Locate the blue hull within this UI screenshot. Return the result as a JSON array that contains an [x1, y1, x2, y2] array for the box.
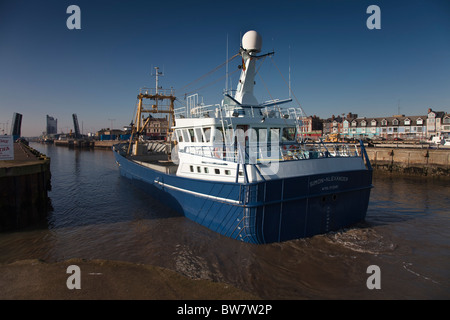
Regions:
[[113, 149, 372, 244]]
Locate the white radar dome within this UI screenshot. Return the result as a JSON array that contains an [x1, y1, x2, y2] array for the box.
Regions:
[[241, 30, 262, 53]]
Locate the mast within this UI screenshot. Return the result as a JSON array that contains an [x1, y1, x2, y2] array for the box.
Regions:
[[234, 31, 262, 106], [288, 45, 292, 99], [225, 34, 229, 93], [129, 67, 176, 157], [153, 66, 163, 94]]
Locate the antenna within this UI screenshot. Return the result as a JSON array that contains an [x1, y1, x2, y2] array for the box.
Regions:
[[225, 33, 229, 93], [152, 66, 164, 94], [288, 45, 292, 99]]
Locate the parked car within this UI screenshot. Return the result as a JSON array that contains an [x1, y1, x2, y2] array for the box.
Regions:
[[427, 136, 444, 145]]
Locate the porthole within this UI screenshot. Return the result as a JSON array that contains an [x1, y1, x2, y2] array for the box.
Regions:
[[215, 169, 220, 174]]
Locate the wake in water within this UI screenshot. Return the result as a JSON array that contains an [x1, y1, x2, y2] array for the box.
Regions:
[[402, 262, 441, 285], [322, 226, 397, 255]]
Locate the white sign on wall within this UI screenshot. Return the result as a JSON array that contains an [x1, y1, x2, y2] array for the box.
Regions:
[[0, 136, 14, 160]]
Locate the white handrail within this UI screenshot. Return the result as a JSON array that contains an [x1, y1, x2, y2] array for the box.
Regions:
[[179, 142, 360, 164]]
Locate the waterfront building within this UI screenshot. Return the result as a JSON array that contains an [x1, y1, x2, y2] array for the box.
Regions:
[[299, 115, 323, 139], [344, 115, 427, 140], [337, 108, 448, 140], [96, 128, 124, 140], [322, 115, 346, 136], [145, 117, 169, 140], [321, 118, 332, 136], [427, 108, 446, 138], [442, 114, 450, 137]]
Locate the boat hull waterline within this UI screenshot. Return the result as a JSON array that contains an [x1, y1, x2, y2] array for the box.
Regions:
[[113, 147, 372, 244]]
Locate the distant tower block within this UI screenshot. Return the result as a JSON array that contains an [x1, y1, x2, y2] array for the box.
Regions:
[[46, 115, 58, 134]]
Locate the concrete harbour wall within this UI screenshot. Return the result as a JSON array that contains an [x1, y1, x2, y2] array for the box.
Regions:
[[364, 147, 450, 176], [0, 143, 51, 231]]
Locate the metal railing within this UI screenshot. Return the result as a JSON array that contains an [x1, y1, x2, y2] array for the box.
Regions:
[[175, 94, 305, 121], [180, 142, 360, 164], [139, 87, 175, 96]]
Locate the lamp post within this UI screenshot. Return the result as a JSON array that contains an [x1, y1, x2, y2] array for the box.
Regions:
[[108, 119, 116, 140], [108, 118, 116, 130]]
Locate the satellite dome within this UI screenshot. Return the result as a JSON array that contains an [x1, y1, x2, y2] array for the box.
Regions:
[[241, 30, 262, 53]]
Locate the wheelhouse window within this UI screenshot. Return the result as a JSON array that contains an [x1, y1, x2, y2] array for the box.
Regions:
[[282, 127, 296, 142], [248, 127, 258, 143], [269, 128, 280, 142], [182, 129, 190, 142], [194, 128, 204, 142], [215, 127, 224, 143], [203, 127, 212, 142], [176, 129, 183, 142], [188, 128, 195, 142], [255, 128, 267, 143]]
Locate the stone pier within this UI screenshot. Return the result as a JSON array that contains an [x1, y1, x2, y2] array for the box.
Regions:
[[0, 142, 51, 231], [364, 147, 450, 176]]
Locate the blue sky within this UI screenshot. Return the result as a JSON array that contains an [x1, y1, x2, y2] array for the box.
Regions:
[[1, 0, 449, 137]]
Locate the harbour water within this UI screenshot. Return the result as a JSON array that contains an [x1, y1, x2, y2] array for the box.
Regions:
[[0, 143, 448, 299]]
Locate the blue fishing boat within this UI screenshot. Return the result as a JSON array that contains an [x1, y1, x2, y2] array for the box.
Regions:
[[113, 31, 373, 244]]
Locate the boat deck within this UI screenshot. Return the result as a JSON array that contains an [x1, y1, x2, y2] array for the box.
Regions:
[[127, 155, 178, 175]]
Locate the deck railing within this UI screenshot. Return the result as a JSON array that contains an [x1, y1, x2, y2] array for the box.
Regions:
[[174, 97, 305, 122], [180, 142, 360, 164], [139, 87, 175, 96]]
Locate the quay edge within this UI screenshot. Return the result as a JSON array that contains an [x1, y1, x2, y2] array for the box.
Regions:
[[0, 142, 51, 231], [52, 139, 116, 149], [363, 146, 450, 177]]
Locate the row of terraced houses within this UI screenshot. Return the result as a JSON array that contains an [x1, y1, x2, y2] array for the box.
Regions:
[[303, 108, 449, 140]]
